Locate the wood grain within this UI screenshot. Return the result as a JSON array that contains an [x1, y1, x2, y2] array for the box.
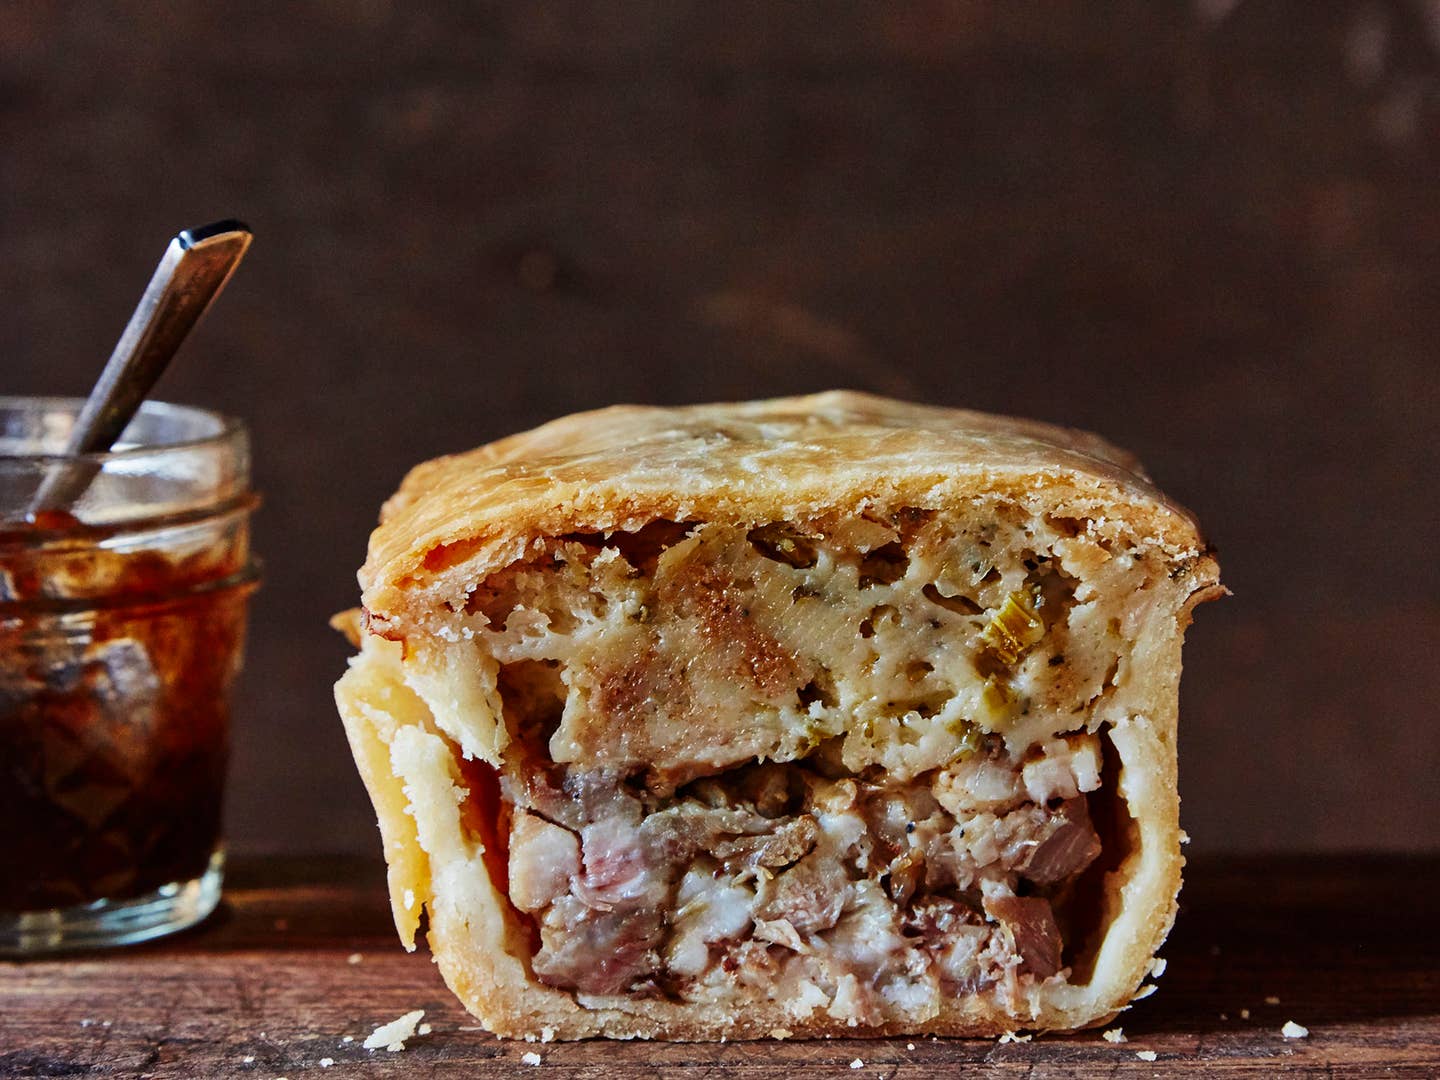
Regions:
[[1, 855, 1435, 1078]]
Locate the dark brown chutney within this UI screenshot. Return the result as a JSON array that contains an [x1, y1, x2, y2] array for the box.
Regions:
[[0, 506, 257, 912]]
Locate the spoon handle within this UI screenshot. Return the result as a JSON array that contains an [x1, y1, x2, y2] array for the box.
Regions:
[[29, 220, 252, 515], [65, 220, 252, 455]]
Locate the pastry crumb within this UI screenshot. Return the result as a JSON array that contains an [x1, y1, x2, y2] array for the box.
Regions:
[[1240, 1008, 1251, 1020], [1265, 995, 1281, 1005], [417, 1023, 432, 1036], [341, 1036, 354, 1044], [346, 952, 363, 965], [1102, 1028, 1127, 1043], [1136, 1050, 1158, 1061], [906, 1042, 916, 1050], [850, 1059, 864, 1069], [998, 1031, 1032, 1043], [319, 1059, 334, 1068], [1282, 1021, 1309, 1039], [540, 1026, 556, 1042], [769, 1028, 792, 1039], [1149, 957, 1168, 978], [242, 1056, 255, 1064], [363, 1009, 425, 1051], [522, 1051, 543, 1065]]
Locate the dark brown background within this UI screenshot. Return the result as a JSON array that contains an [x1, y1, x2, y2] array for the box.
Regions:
[[2, 2, 1436, 855]]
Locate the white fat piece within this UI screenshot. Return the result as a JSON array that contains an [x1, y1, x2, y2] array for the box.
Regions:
[[508, 813, 580, 913], [1023, 734, 1103, 804]]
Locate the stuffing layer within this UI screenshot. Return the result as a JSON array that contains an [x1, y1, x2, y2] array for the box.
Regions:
[[462, 506, 1165, 786]]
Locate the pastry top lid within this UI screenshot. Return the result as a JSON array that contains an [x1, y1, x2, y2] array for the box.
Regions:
[[359, 391, 1210, 632]]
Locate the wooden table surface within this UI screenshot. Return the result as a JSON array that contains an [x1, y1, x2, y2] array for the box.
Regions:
[[2, 855, 1435, 1078]]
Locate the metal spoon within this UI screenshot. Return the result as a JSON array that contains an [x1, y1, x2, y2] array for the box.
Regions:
[[27, 219, 253, 518]]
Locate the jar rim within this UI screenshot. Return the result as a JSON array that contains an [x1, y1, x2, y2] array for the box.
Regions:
[[1, 398, 252, 530], [0, 397, 246, 465]]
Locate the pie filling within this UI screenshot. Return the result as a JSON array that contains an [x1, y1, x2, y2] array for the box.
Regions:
[[443, 505, 1165, 1020]]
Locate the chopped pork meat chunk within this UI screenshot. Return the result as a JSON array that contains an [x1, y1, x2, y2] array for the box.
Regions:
[[984, 892, 1063, 979], [1020, 797, 1103, 884], [533, 896, 665, 994]]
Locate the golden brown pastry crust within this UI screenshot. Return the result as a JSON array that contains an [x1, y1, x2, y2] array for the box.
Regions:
[[336, 391, 1221, 1041], [359, 391, 1208, 639]]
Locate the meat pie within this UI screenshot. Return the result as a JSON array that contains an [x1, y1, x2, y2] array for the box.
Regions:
[[333, 391, 1222, 1040]]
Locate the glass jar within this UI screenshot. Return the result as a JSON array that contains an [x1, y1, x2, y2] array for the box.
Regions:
[[0, 397, 259, 953]]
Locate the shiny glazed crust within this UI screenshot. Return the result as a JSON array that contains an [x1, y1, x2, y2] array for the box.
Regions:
[[335, 391, 1221, 1040]]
